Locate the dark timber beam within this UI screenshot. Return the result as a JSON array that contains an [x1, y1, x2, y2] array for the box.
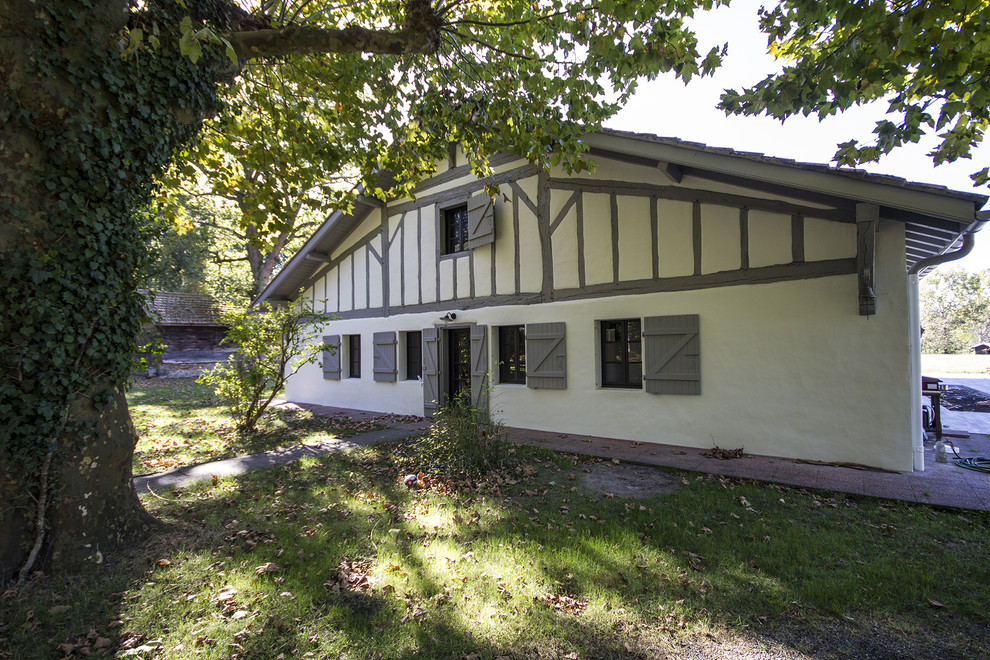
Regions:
[[657, 161, 683, 184], [857, 203, 879, 316]]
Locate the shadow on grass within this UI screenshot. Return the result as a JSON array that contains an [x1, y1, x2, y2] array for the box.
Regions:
[[3, 442, 989, 660]]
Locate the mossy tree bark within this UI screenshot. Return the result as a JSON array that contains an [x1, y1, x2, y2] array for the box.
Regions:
[[0, 0, 211, 583]]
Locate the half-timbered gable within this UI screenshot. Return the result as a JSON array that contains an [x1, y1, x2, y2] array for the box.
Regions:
[[258, 130, 987, 472]]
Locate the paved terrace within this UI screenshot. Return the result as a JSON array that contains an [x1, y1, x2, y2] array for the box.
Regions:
[[136, 398, 990, 513]]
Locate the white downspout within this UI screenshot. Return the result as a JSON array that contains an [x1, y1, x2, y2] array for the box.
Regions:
[[907, 274, 924, 471]]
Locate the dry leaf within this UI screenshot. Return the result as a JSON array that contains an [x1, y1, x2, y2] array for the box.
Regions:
[[254, 562, 279, 575]]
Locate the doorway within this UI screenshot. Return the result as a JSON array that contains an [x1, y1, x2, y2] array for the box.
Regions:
[[446, 327, 471, 403]]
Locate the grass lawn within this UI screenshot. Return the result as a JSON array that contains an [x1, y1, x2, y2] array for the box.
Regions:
[[2, 381, 989, 659], [921, 353, 990, 374], [128, 378, 383, 474]]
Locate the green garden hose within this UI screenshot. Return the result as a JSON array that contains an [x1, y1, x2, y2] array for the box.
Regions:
[[954, 457, 990, 474]]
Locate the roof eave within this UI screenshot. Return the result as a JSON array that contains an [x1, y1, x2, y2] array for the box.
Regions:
[[585, 132, 986, 223]]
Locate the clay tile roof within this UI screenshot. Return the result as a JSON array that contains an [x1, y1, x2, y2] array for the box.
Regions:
[[141, 291, 225, 326]]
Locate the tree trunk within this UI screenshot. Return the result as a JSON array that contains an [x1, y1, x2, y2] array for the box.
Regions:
[[0, 0, 211, 583], [1, 388, 159, 583]]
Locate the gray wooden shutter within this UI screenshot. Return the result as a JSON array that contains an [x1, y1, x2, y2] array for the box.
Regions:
[[643, 314, 700, 395], [373, 331, 397, 382], [466, 193, 495, 249], [422, 327, 440, 415], [470, 324, 489, 414], [322, 335, 341, 380], [525, 322, 566, 390]]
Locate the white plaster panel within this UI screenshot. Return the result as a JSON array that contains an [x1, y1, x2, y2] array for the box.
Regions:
[[553, 157, 679, 187], [398, 157, 528, 199], [338, 256, 353, 312], [456, 255, 471, 299], [747, 210, 792, 268], [515, 176, 539, 210], [805, 217, 856, 262], [582, 193, 613, 285], [420, 207, 438, 303], [332, 211, 381, 259], [701, 203, 741, 274], [473, 245, 493, 297], [680, 174, 837, 211], [549, 187, 574, 227], [494, 188, 516, 295], [388, 242, 402, 308], [325, 268, 338, 313], [439, 258, 454, 301], [617, 196, 653, 281], [312, 276, 325, 312], [403, 211, 420, 305], [517, 201, 542, 293], [551, 204, 579, 290], [288, 220, 912, 470], [353, 246, 368, 309], [369, 252, 383, 309], [657, 199, 694, 277]]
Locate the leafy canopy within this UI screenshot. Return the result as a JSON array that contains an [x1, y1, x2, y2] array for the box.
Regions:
[[719, 0, 990, 185], [159, 0, 730, 212]]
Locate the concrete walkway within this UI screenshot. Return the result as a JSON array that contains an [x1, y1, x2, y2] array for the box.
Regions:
[[135, 402, 429, 493], [507, 427, 990, 512], [134, 401, 990, 512]]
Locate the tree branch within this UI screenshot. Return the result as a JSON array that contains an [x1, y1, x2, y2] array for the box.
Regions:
[[227, 0, 443, 59]]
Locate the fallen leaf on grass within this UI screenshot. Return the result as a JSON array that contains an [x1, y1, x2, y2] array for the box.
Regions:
[[538, 592, 588, 614], [325, 559, 374, 592], [254, 562, 279, 575], [928, 599, 946, 608]]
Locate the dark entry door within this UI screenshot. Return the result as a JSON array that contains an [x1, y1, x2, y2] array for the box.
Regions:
[[446, 327, 471, 403]]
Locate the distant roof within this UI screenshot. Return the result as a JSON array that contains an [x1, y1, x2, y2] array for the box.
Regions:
[[256, 130, 988, 306], [141, 291, 225, 326]]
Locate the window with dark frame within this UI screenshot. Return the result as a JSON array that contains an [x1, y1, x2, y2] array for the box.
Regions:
[[498, 325, 526, 384], [405, 331, 422, 380], [347, 335, 361, 378], [443, 204, 469, 254], [600, 319, 642, 388]]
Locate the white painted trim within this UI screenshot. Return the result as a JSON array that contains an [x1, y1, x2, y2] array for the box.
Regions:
[[909, 274, 924, 471]]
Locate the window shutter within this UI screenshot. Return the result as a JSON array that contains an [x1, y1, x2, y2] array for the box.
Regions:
[[373, 331, 397, 382], [470, 325, 489, 413], [422, 327, 440, 415], [466, 193, 495, 249], [643, 315, 700, 395], [525, 322, 566, 390], [322, 335, 341, 380]]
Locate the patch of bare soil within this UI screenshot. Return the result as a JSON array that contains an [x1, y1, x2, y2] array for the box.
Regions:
[[580, 462, 681, 499]]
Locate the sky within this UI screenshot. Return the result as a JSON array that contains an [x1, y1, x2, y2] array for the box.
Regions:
[[604, 0, 990, 273]]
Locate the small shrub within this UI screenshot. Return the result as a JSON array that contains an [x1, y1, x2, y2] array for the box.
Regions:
[[199, 296, 334, 431], [416, 396, 505, 478]]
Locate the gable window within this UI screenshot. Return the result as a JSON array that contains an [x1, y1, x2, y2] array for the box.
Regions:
[[600, 319, 642, 388], [443, 204, 469, 254], [498, 325, 526, 384], [347, 334, 361, 378], [405, 331, 422, 380]]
